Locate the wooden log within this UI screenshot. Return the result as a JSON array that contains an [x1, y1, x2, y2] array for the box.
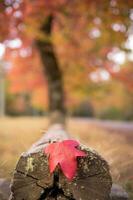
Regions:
[[0, 178, 10, 200], [9, 124, 112, 200]]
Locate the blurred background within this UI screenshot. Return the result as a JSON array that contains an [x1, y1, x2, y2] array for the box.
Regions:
[[0, 0, 133, 198]]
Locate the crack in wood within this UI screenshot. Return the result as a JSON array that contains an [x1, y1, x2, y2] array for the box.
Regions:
[[76, 171, 102, 180], [16, 169, 75, 199], [15, 170, 44, 190], [17, 170, 39, 180], [39, 172, 75, 200]]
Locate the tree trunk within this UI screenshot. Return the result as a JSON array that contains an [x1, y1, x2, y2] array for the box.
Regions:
[[36, 15, 66, 124]]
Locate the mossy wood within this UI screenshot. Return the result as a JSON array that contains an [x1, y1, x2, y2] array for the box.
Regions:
[[9, 125, 112, 200]]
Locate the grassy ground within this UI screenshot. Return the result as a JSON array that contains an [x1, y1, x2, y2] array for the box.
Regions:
[[0, 117, 133, 198]]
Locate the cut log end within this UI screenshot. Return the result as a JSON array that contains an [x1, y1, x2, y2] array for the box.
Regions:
[[9, 125, 112, 200], [10, 147, 112, 199]]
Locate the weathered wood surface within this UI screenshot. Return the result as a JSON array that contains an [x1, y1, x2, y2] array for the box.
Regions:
[[9, 124, 112, 200], [0, 179, 10, 200], [0, 180, 129, 200]]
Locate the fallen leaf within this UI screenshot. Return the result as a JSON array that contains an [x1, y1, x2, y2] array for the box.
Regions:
[[44, 140, 86, 180]]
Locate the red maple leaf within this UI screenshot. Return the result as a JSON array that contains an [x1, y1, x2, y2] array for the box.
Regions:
[[44, 140, 86, 180]]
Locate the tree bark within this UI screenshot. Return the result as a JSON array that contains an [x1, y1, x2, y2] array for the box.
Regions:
[[36, 15, 66, 124], [9, 124, 112, 200]]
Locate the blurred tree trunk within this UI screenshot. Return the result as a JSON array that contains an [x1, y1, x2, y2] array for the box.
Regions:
[[36, 15, 66, 124]]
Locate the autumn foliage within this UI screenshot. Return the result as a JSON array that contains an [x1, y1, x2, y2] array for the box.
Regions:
[[0, 0, 133, 116]]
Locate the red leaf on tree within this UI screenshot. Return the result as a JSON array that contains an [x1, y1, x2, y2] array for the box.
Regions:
[[44, 140, 86, 180]]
